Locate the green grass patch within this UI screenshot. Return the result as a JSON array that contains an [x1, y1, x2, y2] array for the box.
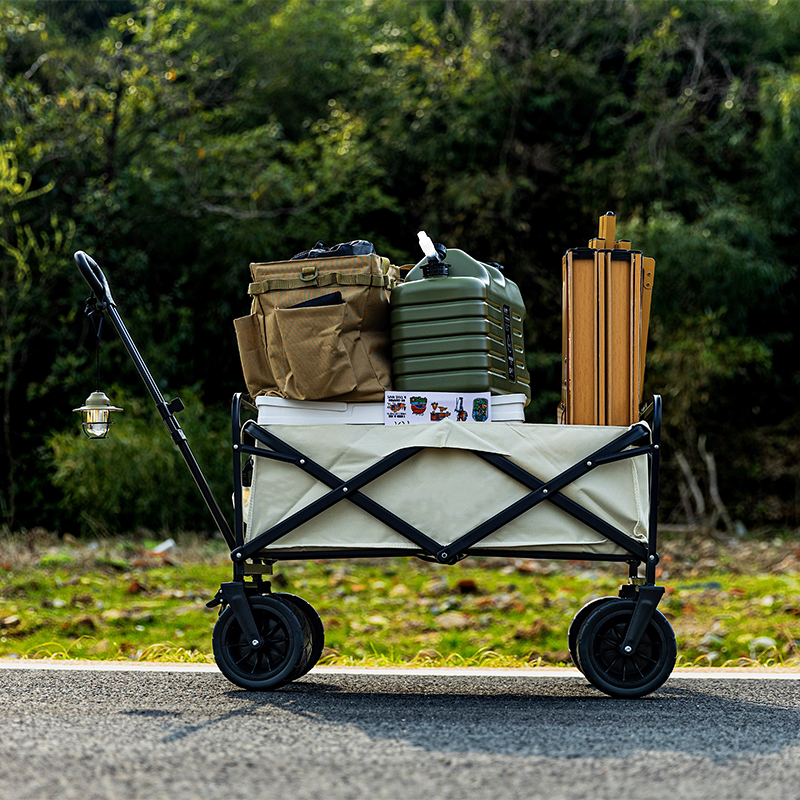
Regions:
[[1, 533, 799, 668]]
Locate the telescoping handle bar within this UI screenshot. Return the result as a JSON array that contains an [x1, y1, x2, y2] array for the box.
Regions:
[[75, 250, 116, 307], [74, 250, 235, 549]]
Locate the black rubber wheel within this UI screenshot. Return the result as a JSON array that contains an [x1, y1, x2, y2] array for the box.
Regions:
[[567, 596, 617, 672], [272, 593, 325, 680], [576, 598, 676, 698], [213, 595, 303, 691]]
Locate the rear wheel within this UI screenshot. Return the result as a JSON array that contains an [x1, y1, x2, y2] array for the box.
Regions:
[[576, 599, 676, 698], [567, 596, 617, 672], [273, 593, 325, 679], [213, 595, 303, 691]]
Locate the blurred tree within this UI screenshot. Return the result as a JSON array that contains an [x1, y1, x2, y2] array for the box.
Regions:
[[0, 144, 75, 525], [0, 0, 795, 532], [48, 386, 228, 535]]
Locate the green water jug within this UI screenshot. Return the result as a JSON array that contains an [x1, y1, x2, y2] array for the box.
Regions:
[[390, 236, 531, 403]]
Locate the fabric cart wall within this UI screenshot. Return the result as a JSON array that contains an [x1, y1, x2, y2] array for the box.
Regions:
[[244, 420, 649, 556]]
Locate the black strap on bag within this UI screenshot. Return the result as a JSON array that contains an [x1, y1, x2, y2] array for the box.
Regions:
[[290, 239, 376, 260]]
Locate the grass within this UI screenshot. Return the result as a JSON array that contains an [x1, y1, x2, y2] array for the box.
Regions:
[[1, 529, 800, 668]]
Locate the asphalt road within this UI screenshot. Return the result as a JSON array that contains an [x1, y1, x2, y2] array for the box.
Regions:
[[1, 663, 799, 800]]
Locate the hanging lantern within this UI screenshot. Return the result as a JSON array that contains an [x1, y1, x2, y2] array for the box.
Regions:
[[73, 390, 123, 439]]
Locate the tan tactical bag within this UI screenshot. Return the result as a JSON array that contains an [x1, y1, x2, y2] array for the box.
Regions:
[[234, 253, 400, 401]]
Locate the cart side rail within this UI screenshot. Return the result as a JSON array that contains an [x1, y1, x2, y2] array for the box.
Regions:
[[233, 412, 659, 566]]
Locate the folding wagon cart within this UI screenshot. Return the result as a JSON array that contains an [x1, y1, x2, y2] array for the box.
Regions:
[[74, 250, 676, 699]]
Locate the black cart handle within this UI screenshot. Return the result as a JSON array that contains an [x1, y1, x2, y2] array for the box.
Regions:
[[74, 250, 115, 307]]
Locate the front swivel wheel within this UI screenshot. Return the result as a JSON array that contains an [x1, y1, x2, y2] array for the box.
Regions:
[[576, 598, 676, 698], [213, 595, 303, 691]]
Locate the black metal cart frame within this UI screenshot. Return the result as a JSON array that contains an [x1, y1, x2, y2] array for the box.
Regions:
[[227, 391, 665, 658], [75, 250, 676, 698], [230, 393, 661, 572]]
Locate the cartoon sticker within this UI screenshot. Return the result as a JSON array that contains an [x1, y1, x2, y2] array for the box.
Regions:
[[472, 397, 488, 422], [384, 392, 491, 425], [410, 396, 427, 415]]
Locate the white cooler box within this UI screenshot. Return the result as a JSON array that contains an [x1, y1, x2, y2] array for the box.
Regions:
[[256, 393, 526, 425]]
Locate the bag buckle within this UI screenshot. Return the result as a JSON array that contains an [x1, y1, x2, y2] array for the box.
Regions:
[[300, 266, 319, 282]]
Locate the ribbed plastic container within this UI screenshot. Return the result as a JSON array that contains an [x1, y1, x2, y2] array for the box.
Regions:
[[390, 249, 531, 402]]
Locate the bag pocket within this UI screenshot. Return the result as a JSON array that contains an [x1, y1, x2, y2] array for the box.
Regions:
[[271, 302, 357, 400], [233, 314, 273, 397]]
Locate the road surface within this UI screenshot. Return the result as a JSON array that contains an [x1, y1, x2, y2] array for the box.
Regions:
[[1, 662, 799, 800]]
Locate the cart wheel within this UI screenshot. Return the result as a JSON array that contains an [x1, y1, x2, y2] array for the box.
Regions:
[[576, 599, 676, 699], [213, 595, 303, 691], [567, 596, 617, 672], [273, 593, 325, 679]]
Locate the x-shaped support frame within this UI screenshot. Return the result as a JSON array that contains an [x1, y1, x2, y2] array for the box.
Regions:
[[232, 421, 652, 565]]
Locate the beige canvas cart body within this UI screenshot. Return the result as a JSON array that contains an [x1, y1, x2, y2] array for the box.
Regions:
[[242, 418, 651, 560]]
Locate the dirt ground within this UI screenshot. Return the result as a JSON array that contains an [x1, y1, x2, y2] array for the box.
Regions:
[[654, 528, 800, 579], [2, 527, 799, 579]]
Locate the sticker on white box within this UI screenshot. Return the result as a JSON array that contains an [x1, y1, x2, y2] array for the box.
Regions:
[[384, 392, 491, 425]]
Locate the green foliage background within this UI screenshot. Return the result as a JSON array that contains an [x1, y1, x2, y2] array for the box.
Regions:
[[0, 0, 798, 535]]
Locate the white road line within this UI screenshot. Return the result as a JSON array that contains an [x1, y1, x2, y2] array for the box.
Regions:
[[1, 659, 799, 679], [0, 659, 218, 673]]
